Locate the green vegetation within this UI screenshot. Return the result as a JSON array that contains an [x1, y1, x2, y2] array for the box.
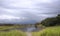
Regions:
[[0, 14, 60, 36], [0, 26, 26, 36], [0, 26, 21, 31], [0, 26, 14, 30], [0, 30, 26, 36], [32, 26, 60, 36], [40, 14, 60, 26], [0, 25, 27, 31], [33, 14, 60, 36], [0, 25, 27, 36]]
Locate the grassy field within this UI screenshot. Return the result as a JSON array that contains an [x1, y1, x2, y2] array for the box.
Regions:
[[32, 26, 60, 36], [0, 30, 26, 36], [0, 25, 60, 36], [0, 26, 26, 36], [0, 25, 24, 30]]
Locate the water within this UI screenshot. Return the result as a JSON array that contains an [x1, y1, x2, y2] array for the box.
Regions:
[[26, 27, 36, 32], [0, 26, 40, 32]]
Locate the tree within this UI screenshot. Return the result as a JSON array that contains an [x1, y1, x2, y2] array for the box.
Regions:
[[41, 14, 60, 26]]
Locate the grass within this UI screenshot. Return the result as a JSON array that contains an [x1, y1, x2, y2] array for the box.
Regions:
[[0, 26, 26, 36], [32, 26, 60, 36], [0, 30, 26, 36], [0, 26, 24, 30], [0, 26, 14, 30], [1, 25, 60, 36]]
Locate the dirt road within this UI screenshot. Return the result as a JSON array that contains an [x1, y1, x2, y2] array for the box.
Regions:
[[26, 32, 32, 36]]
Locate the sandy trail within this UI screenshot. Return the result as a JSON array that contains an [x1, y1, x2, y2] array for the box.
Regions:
[[26, 32, 32, 36]]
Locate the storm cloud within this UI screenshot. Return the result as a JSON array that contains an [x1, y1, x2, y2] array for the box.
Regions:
[[0, 0, 60, 24]]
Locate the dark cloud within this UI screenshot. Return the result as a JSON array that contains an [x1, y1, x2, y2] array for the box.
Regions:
[[0, 0, 60, 24]]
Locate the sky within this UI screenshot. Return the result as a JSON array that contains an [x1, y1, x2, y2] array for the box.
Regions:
[[0, 0, 60, 24]]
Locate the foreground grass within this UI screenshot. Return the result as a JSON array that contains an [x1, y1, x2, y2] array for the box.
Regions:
[[0, 26, 26, 36], [0, 30, 26, 36], [32, 26, 60, 36]]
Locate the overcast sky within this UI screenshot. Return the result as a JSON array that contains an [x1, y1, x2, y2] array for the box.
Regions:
[[0, 0, 60, 24]]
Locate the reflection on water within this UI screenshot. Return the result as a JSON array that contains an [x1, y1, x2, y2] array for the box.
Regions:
[[16, 26, 40, 32], [26, 27, 36, 32]]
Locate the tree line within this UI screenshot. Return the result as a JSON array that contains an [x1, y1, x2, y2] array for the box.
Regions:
[[40, 14, 60, 26]]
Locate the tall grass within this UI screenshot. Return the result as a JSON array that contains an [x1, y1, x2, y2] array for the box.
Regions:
[[0, 30, 26, 36], [32, 26, 60, 36]]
